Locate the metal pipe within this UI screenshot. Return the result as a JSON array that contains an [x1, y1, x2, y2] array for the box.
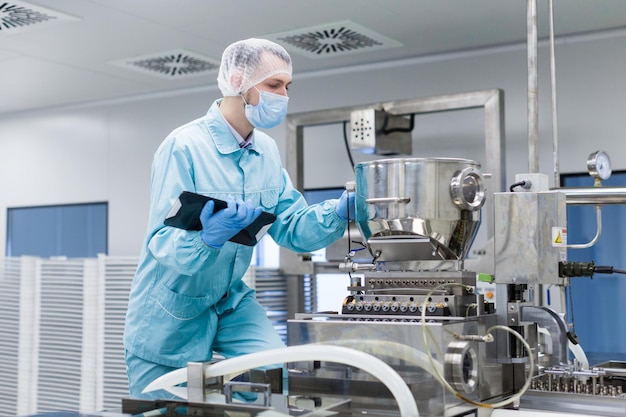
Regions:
[[549, 0, 561, 188], [567, 206, 602, 249], [527, 0, 539, 173], [592, 367, 626, 377], [558, 187, 626, 205]]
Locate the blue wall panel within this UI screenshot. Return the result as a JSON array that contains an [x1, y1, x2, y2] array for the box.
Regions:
[[563, 173, 626, 364]]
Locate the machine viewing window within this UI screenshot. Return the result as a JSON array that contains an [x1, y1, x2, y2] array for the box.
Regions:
[[6, 202, 108, 258], [303, 187, 345, 205]]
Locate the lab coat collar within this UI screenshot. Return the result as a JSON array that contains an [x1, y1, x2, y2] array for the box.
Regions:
[[205, 100, 262, 155]]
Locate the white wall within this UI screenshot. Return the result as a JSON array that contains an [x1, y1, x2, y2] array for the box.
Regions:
[[1, 32, 625, 256]]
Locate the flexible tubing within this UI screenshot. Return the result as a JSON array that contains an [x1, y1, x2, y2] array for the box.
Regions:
[[330, 339, 443, 378], [155, 340, 443, 404], [131, 407, 167, 417], [569, 341, 589, 370], [144, 344, 420, 417]]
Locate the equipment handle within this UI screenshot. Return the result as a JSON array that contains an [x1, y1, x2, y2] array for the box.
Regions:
[[365, 197, 411, 204]]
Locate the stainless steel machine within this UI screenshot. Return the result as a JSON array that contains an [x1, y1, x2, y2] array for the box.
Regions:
[[275, 86, 509, 416], [287, 156, 503, 417], [285, 156, 626, 417]]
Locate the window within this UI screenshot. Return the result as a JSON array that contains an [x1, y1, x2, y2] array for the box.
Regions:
[[6, 202, 107, 257]]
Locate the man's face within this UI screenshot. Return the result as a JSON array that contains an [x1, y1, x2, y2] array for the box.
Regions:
[[244, 73, 292, 105]]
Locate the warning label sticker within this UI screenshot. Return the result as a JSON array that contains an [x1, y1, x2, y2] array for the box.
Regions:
[[552, 227, 567, 247]]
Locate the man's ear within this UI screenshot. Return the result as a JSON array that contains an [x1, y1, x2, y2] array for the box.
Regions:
[[230, 72, 243, 93]]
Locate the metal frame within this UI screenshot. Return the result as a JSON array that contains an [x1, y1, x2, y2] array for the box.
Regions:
[[281, 89, 506, 318]]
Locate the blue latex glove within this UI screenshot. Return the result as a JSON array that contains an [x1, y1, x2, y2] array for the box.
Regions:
[[199, 198, 263, 248], [335, 191, 356, 221]]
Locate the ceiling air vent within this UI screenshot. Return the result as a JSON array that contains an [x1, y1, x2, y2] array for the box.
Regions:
[[0, 1, 79, 34], [113, 49, 220, 79], [266, 20, 402, 59]]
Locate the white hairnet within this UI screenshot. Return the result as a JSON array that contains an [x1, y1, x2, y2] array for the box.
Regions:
[[217, 38, 293, 97]]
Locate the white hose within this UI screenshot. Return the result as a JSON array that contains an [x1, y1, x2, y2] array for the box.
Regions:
[[143, 344, 420, 417], [569, 341, 589, 370], [538, 326, 589, 369], [330, 339, 443, 378]]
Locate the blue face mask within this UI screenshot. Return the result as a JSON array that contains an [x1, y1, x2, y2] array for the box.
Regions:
[[243, 88, 289, 129]]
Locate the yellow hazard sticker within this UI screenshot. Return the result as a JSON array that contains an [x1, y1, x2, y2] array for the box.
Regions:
[[552, 227, 567, 247]]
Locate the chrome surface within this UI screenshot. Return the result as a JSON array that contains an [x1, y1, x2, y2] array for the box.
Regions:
[[281, 92, 506, 415], [587, 150, 612, 181], [187, 361, 208, 403], [343, 270, 482, 318], [366, 237, 459, 263], [279, 84, 626, 416], [527, 0, 539, 173], [560, 186, 626, 205], [522, 390, 626, 417], [287, 314, 498, 416], [494, 190, 567, 286], [520, 306, 569, 367], [284, 89, 505, 249], [355, 157, 484, 264], [444, 341, 479, 394], [122, 395, 353, 416], [450, 166, 486, 211]]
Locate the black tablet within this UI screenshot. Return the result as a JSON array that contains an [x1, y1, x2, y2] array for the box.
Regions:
[[164, 191, 276, 246]]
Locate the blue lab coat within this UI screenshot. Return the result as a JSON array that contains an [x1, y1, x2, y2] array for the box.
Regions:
[[123, 100, 347, 369]]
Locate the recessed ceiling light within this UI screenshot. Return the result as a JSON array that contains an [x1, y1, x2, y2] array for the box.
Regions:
[[0, 1, 79, 35], [112, 49, 220, 80], [266, 20, 402, 59]]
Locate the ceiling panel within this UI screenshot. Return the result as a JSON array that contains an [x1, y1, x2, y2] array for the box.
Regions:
[[1, 0, 626, 115]]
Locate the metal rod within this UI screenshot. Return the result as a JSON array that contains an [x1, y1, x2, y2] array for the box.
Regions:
[[567, 206, 602, 249], [559, 187, 626, 205], [549, 0, 561, 188], [527, 0, 539, 173]]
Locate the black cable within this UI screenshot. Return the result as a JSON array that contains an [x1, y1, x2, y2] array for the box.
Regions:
[[341, 120, 357, 278], [594, 265, 614, 274], [509, 181, 527, 192], [594, 265, 626, 275], [342, 121, 355, 171], [347, 220, 352, 280], [351, 240, 367, 250], [567, 284, 576, 336], [560, 261, 626, 278]]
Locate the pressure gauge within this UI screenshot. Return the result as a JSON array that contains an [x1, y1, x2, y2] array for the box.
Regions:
[[587, 150, 612, 181]]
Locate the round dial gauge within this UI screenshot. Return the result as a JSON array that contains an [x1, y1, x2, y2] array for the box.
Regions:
[[587, 150, 612, 180]]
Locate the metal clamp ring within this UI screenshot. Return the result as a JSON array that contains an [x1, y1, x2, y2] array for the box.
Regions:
[[450, 167, 486, 211], [444, 340, 479, 394]]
